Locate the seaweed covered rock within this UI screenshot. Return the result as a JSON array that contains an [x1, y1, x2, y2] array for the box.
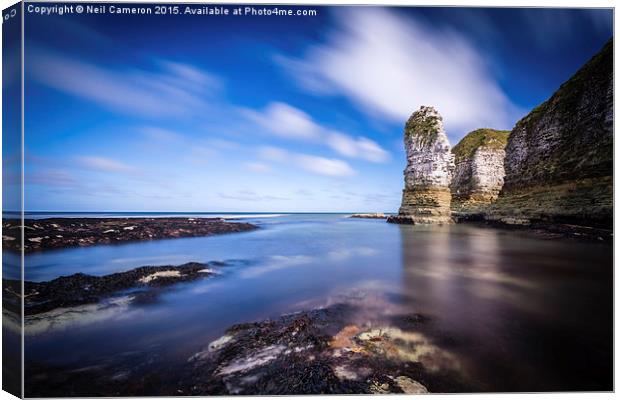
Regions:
[[14, 261, 225, 315], [489, 39, 613, 227], [186, 304, 468, 395], [388, 106, 455, 224], [450, 129, 509, 215], [2, 217, 258, 253]]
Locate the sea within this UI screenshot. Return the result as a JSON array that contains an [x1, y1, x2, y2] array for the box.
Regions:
[[5, 212, 612, 393]]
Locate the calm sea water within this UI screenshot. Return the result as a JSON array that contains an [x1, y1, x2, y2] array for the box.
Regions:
[[20, 213, 612, 393]]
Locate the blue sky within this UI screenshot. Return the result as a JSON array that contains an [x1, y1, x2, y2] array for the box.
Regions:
[[21, 5, 612, 212]]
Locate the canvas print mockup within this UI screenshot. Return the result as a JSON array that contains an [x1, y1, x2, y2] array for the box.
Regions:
[[1, 2, 614, 397]]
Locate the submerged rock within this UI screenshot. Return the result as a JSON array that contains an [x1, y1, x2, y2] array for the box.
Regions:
[[450, 129, 509, 215], [489, 39, 613, 228], [388, 106, 455, 224], [10, 261, 224, 315]]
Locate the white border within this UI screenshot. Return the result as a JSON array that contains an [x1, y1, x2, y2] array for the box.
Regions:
[[0, 1, 615, 400]]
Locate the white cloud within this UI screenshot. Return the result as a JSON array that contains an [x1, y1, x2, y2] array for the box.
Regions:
[[296, 154, 356, 177], [276, 8, 521, 136], [28, 49, 220, 118], [77, 156, 138, 174], [27, 170, 79, 187], [157, 60, 221, 91], [242, 102, 322, 140], [246, 102, 389, 163], [258, 146, 355, 177], [325, 131, 389, 162]]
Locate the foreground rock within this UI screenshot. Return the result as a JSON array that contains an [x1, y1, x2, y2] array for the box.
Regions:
[[2, 217, 258, 253], [25, 301, 470, 396], [187, 304, 467, 395], [388, 106, 454, 225], [450, 129, 509, 216], [5, 262, 225, 315], [489, 39, 613, 228]]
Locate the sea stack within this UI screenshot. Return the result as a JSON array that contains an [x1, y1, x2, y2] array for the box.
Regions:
[[388, 106, 455, 224], [489, 39, 613, 227], [450, 129, 509, 217]]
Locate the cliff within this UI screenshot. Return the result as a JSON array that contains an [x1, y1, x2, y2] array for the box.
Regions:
[[450, 129, 510, 214], [489, 39, 613, 227], [388, 106, 455, 224]]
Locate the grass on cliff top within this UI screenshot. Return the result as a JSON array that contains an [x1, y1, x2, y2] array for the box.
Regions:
[[404, 111, 442, 146], [515, 38, 612, 131], [452, 128, 510, 162]]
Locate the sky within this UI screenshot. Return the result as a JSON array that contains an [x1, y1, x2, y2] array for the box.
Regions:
[[19, 5, 613, 212]]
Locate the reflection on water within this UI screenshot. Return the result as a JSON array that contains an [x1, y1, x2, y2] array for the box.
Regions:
[[398, 224, 612, 391], [23, 215, 612, 394]]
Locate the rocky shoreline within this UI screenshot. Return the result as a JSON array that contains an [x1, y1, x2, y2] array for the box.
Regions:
[[349, 213, 388, 219], [451, 216, 613, 243], [5, 261, 233, 316], [2, 217, 258, 253]]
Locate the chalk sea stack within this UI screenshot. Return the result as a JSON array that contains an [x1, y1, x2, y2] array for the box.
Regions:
[[388, 106, 455, 224], [450, 129, 509, 216], [489, 39, 613, 227]]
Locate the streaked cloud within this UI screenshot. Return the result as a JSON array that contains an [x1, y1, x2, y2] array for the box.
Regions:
[[295, 154, 356, 177], [242, 102, 322, 140], [28, 48, 220, 118], [245, 102, 389, 163], [325, 131, 389, 162], [276, 8, 522, 135], [77, 156, 138, 174], [26, 170, 80, 187], [157, 60, 222, 91], [259, 146, 355, 177]]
